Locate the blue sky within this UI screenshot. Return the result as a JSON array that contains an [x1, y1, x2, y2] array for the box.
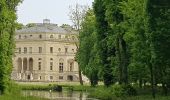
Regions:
[[17, 0, 94, 25]]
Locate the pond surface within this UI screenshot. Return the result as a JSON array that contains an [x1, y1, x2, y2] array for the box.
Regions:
[[22, 90, 98, 100]]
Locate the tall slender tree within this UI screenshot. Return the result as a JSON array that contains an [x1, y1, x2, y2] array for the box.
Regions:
[[93, 0, 114, 86], [0, 0, 21, 94]]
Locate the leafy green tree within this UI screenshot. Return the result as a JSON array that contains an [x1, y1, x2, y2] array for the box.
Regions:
[[0, 0, 22, 94], [77, 9, 99, 86], [120, 0, 150, 88], [93, 0, 114, 86], [146, 0, 170, 96], [103, 0, 129, 85]]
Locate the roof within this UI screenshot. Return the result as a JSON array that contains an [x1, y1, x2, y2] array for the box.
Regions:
[[16, 23, 76, 34]]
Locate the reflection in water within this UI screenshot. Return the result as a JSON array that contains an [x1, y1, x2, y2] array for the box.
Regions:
[[22, 90, 98, 100]]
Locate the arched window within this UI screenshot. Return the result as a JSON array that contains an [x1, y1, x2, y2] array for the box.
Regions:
[[58, 48, 61, 52], [39, 34, 42, 39], [59, 58, 64, 73], [17, 58, 22, 72], [29, 58, 33, 71], [50, 62, 53, 70], [59, 63, 63, 73], [23, 58, 27, 71]]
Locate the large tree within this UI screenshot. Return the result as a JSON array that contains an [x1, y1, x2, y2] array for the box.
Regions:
[[93, 0, 114, 86], [78, 9, 99, 86], [0, 0, 21, 94], [69, 3, 88, 85]]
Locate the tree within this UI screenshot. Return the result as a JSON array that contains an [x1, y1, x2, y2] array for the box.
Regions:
[[146, 0, 170, 96], [93, 0, 115, 86], [103, 0, 129, 85], [0, 0, 21, 94], [69, 3, 88, 85], [77, 9, 99, 86]]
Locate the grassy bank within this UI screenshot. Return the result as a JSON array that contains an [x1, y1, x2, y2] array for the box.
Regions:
[[17, 82, 170, 100], [0, 82, 49, 100]]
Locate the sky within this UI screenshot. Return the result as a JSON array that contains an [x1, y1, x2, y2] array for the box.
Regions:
[[17, 0, 94, 25]]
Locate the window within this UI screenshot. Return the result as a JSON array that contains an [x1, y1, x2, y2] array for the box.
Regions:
[[58, 35, 61, 39], [30, 35, 32, 37], [50, 76, 53, 80], [72, 36, 75, 40], [18, 48, 21, 54], [59, 63, 63, 73], [50, 62, 53, 70], [29, 47, 32, 54], [65, 48, 68, 53], [24, 35, 27, 39], [59, 76, 63, 80], [58, 48, 61, 52], [50, 35, 53, 38], [72, 49, 74, 52], [38, 62, 41, 70], [19, 35, 21, 39], [39, 35, 42, 39], [24, 47, 27, 54], [70, 62, 74, 71], [50, 58, 53, 60], [50, 47, 53, 53], [39, 47, 42, 53], [39, 76, 41, 80], [38, 58, 42, 60]]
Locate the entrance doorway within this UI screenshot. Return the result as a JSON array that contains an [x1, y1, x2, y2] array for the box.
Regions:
[[67, 75, 73, 81]]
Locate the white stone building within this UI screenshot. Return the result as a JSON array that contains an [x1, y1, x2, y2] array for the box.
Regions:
[[11, 19, 81, 82]]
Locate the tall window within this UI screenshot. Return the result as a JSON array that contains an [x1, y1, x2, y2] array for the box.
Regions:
[[18, 48, 21, 54], [50, 62, 53, 70], [70, 62, 74, 71], [24, 47, 27, 54], [59, 63, 63, 73], [19, 35, 21, 39], [39, 47, 42, 53], [38, 62, 41, 70], [50, 35, 53, 38], [58, 48, 61, 52], [29, 47, 32, 54], [65, 48, 68, 53], [39, 34, 42, 39], [50, 47, 53, 53], [58, 35, 61, 39]]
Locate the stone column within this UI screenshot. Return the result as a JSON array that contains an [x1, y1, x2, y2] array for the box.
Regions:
[[21, 59, 23, 73]]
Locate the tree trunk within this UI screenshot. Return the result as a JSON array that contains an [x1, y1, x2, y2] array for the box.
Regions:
[[162, 83, 168, 96], [116, 37, 122, 84], [78, 65, 83, 85], [120, 37, 128, 85], [139, 79, 143, 88], [150, 62, 156, 98]]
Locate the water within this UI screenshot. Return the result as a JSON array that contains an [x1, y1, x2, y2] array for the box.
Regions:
[[22, 90, 98, 100]]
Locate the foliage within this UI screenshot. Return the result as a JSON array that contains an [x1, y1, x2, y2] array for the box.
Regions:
[[0, 0, 22, 94]]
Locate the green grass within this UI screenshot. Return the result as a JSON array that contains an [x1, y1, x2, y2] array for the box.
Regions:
[[16, 82, 170, 100], [0, 82, 49, 100]]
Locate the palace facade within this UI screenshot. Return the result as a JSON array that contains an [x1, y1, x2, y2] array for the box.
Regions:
[[11, 19, 83, 82]]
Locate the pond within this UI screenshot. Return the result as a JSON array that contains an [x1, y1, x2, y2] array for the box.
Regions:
[[22, 90, 98, 100]]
